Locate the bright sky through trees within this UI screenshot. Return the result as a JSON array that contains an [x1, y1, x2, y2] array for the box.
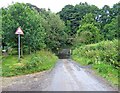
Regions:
[[0, 0, 119, 13]]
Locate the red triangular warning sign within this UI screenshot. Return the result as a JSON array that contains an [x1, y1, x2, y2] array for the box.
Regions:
[[15, 27, 24, 35]]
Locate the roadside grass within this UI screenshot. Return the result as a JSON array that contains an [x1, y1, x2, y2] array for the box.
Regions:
[[2, 50, 58, 77], [93, 62, 118, 86], [72, 39, 119, 86], [73, 56, 118, 86]]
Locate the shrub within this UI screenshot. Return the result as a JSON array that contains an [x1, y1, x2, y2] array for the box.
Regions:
[[72, 39, 119, 68], [72, 39, 119, 85]]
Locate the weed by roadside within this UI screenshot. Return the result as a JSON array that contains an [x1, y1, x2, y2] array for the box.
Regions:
[[2, 50, 58, 77], [72, 39, 119, 86]]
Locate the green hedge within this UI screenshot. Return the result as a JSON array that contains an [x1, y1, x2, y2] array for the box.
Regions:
[[72, 39, 119, 85], [72, 39, 119, 68]]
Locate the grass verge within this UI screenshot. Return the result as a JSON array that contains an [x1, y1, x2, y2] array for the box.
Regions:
[[73, 56, 118, 86], [2, 50, 58, 77], [72, 39, 119, 86]]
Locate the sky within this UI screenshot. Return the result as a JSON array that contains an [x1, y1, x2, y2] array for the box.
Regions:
[[0, 0, 119, 13]]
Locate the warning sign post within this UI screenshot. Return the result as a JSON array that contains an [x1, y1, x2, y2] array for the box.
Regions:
[[15, 27, 24, 61]]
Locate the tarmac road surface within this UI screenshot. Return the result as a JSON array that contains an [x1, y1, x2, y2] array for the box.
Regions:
[[2, 59, 118, 91], [44, 59, 117, 91]]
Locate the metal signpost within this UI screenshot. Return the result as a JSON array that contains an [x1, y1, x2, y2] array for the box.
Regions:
[[15, 27, 24, 61]]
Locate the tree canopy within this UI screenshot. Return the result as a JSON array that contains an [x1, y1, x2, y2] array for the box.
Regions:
[[1, 2, 119, 54], [76, 13, 101, 44], [58, 2, 119, 45], [1, 3, 68, 54]]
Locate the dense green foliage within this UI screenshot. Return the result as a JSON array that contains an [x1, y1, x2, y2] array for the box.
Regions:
[[72, 40, 119, 85], [104, 17, 118, 40], [58, 2, 119, 43], [73, 39, 119, 67], [76, 13, 101, 45], [1, 3, 67, 54], [2, 3, 46, 54], [2, 50, 58, 77], [40, 11, 67, 51], [1, 2, 119, 52], [58, 3, 99, 36]]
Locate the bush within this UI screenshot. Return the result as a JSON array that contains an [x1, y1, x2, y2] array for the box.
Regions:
[[72, 39, 119, 68], [72, 39, 119, 85]]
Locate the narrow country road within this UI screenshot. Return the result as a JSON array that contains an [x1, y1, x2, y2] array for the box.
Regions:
[[2, 59, 118, 91], [44, 59, 117, 91]]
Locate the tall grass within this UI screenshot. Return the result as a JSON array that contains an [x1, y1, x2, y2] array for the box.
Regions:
[[72, 39, 119, 86], [2, 50, 58, 77]]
